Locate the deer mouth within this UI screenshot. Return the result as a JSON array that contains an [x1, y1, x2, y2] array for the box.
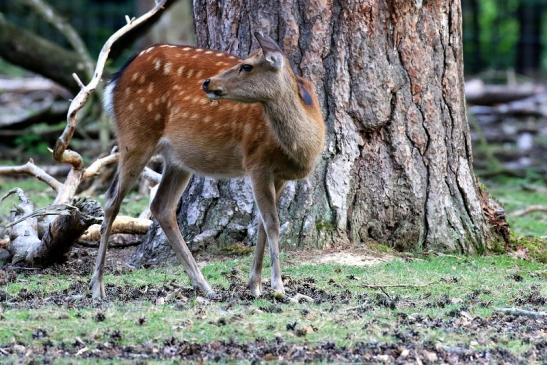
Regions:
[[206, 90, 224, 100]]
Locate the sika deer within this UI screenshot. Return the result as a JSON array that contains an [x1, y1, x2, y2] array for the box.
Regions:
[[93, 32, 325, 299]]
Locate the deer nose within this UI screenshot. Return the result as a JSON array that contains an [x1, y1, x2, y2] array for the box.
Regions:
[[202, 79, 210, 91]]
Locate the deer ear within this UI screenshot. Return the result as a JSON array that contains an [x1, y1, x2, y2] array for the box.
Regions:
[[254, 31, 284, 70], [297, 78, 314, 106]]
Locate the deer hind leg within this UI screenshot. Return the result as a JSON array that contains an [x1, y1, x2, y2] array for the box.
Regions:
[[150, 165, 214, 297], [90, 149, 152, 299], [250, 173, 285, 298], [248, 179, 286, 297]]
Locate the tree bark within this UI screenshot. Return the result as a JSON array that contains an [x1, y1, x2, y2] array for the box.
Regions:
[[133, 0, 493, 264]]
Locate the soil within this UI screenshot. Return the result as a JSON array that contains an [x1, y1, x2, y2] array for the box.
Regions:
[[0, 247, 545, 364]]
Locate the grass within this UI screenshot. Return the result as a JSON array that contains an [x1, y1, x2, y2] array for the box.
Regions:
[[483, 176, 547, 237], [0, 255, 545, 363]]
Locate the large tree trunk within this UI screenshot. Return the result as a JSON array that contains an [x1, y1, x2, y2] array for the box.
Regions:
[[133, 0, 492, 265]]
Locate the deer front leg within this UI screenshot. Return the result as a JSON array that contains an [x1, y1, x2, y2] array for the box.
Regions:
[[248, 180, 286, 297], [250, 173, 284, 298]]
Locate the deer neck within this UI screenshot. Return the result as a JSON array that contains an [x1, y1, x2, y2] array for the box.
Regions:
[[262, 78, 323, 170]]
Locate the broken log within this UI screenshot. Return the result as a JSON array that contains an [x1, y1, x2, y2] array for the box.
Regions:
[[80, 216, 152, 241], [27, 197, 102, 266]]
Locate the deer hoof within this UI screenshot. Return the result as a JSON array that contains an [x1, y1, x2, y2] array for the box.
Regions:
[[248, 277, 262, 297], [89, 276, 106, 300]]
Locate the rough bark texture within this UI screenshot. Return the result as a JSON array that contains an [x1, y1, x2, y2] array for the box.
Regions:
[[133, 0, 491, 265]]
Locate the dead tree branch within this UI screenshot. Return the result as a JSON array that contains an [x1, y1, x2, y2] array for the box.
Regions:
[[495, 307, 547, 318], [83, 153, 119, 179], [80, 216, 152, 241], [53, 0, 169, 163], [0, 159, 63, 192], [512, 205, 547, 217]]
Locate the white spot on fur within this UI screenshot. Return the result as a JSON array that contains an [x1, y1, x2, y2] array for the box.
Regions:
[[139, 74, 146, 84], [131, 73, 139, 81], [177, 66, 185, 76], [182, 47, 191, 51], [205, 50, 213, 54], [164, 62, 172, 75], [147, 83, 154, 93], [155, 113, 161, 121], [187, 69, 194, 78], [195, 70, 203, 79], [216, 53, 224, 57], [147, 104, 153, 112], [154, 58, 161, 70]]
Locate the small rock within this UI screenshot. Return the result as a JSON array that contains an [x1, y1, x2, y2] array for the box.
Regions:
[[422, 350, 437, 362], [13, 344, 25, 354], [155, 297, 165, 305], [399, 348, 410, 358]]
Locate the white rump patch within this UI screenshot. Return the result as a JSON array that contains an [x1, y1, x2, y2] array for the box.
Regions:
[[103, 81, 116, 116]]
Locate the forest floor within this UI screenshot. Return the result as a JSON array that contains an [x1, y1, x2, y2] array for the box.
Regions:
[[0, 176, 546, 364]]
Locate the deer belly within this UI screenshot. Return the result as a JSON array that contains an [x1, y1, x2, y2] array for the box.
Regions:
[[159, 137, 244, 177]]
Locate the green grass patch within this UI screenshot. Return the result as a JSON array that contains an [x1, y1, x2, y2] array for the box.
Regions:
[[1, 255, 544, 361]]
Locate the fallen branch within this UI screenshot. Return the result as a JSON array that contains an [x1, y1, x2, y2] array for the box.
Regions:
[[362, 281, 438, 289], [28, 198, 102, 266], [512, 205, 547, 217], [78, 234, 143, 248], [495, 307, 547, 319], [290, 293, 314, 304], [83, 153, 119, 179], [0, 159, 63, 192], [80, 216, 152, 241]]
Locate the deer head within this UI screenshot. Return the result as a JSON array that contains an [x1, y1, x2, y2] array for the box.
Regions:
[[202, 32, 290, 103]]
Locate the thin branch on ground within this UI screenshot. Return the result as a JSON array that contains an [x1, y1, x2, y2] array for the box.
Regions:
[[495, 307, 546, 318], [362, 281, 438, 289], [511, 205, 547, 217]]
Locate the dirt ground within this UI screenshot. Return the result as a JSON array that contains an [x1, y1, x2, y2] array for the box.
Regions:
[[0, 246, 546, 364]]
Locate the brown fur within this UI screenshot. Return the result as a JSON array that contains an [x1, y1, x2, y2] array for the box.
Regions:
[[90, 41, 326, 300]]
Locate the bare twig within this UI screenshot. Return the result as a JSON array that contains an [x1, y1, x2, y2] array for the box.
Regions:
[[0, 159, 63, 192], [495, 307, 546, 318], [53, 0, 168, 163], [512, 205, 547, 217], [143, 167, 162, 185], [83, 153, 119, 179], [362, 281, 438, 289]]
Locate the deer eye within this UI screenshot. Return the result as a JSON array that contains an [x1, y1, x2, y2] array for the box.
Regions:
[[239, 64, 253, 73]]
